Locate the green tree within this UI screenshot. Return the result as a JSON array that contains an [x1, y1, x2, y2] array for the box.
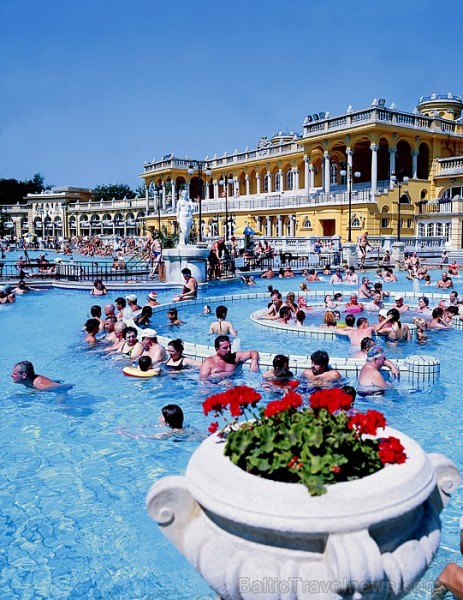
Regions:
[[0, 172, 50, 204], [92, 184, 135, 201]]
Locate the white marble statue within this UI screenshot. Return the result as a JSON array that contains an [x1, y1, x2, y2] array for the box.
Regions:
[[177, 190, 196, 246]]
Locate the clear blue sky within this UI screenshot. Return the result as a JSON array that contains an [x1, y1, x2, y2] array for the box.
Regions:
[[1, 0, 461, 191]]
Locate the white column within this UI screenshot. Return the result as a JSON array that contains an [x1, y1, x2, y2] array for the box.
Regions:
[[389, 147, 397, 190], [266, 217, 272, 236], [161, 184, 166, 210], [294, 168, 299, 191], [304, 157, 310, 194], [256, 174, 261, 195], [245, 175, 250, 196], [370, 143, 378, 198], [412, 149, 419, 179], [213, 180, 219, 200], [277, 216, 283, 237], [289, 215, 295, 236], [205, 181, 210, 200], [171, 183, 176, 211], [255, 216, 261, 231], [324, 152, 331, 193], [145, 185, 149, 213], [278, 169, 283, 192], [267, 171, 273, 193]]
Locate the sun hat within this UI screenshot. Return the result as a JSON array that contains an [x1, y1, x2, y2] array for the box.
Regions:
[[366, 345, 384, 361], [126, 294, 137, 302], [140, 328, 157, 338], [394, 294, 403, 301], [147, 291, 158, 301], [379, 309, 388, 318]]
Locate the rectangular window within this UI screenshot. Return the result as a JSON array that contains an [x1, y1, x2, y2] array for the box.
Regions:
[[381, 218, 389, 228]]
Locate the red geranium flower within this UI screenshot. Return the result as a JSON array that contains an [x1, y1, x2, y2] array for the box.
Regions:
[[264, 390, 303, 418], [378, 436, 407, 464], [208, 422, 219, 434], [310, 388, 353, 414], [348, 409, 387, 436]]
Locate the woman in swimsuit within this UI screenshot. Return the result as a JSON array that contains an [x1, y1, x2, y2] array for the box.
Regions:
[[376, 308, 411, 342], [208, 305, 238, 336], [164, 339, 201, 371], [118, 326, 144, 358]]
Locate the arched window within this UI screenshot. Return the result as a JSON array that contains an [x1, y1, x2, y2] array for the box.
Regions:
[[435, 222, 443, 236], [286, 170, 293, 190], [275, 173, 281, 192], [302, 217, 312, 229], [263, 174, 269, 193], [426, 223, 434, 237], [330, 162, 338, 185], [351, 217, 361, 228]]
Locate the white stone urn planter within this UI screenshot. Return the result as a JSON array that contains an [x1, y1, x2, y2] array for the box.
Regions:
[[146, 427, 460, 599]]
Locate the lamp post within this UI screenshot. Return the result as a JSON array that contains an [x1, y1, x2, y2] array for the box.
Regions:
[[188, 160, 211, 242], [391, 171, 409, 242], [340, 163, 361, 242], [219, 174, 233, 241]]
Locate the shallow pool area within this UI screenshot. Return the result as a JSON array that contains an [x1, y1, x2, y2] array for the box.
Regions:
[[1, 271, 463, 598]]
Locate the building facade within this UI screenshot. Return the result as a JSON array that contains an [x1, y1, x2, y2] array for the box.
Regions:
[[140, 93, 463, 247]]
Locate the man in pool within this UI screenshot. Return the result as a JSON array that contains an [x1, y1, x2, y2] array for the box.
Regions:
[[140, 329, 167, 366], [11, 361, 69, 391], [302, 350, 341, 387], [199, 335, 259, 381], [358, 346, 397, 390]]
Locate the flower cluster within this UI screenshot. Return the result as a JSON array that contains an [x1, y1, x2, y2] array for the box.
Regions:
[[264, 390, 303, 417], [203, 386, 262, 418], [203, 385, 407, 496], [309, 388, 353, 413]]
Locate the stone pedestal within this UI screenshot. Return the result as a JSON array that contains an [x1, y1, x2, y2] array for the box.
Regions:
[[392, 241, 405, 264], [342, 242, 358, 267], [163, 246, 209, 284]]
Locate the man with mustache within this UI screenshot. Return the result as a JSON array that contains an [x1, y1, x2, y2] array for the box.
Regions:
[[199, 335, 259, 381]]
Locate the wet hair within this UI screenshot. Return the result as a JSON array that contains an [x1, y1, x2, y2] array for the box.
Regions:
[[273, 354, 289, 369], [90, 305, 102, 318], [168, 308, 178, 319], [168, 338, 184, 353], [84, 318, 100, 333], [357, 317, 368, 328], [446, 306, 459, 316], [432, 307, 444, 319], [216, 305, 228, 319], [340, 385, 357, 405], [386, 308, 401, 323], [13, 361, 35, 379], [181, 268, 191, 276], [418, 296, 429, 306], [214, 334, 230, 349], [334, 293, 343, 301], [162, 404, 184, 429], [115, 297, 126, 308], [267, 285, 274, 293], [278, 306, 291, 319], [138, 355, 152, 372], [311, 350, 329, 368], [139, 306, 153, 319], [345, 314, 356, 327], [296, 310, 306, 324], [360, 337, 375, 351], [333, 310, 341, 321], [125, 326, 139, 338]]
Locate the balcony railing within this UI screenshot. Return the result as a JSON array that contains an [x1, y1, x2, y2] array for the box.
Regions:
[[437, 156, 463, 175]]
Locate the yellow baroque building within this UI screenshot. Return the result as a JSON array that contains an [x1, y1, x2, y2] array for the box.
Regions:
[[140, 93, 463, 248]]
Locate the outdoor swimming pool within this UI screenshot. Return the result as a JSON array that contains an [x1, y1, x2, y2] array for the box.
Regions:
[[1, 269, 462, 599]]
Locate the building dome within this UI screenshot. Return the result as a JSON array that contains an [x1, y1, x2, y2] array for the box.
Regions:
[[416, 93, 462, 120]]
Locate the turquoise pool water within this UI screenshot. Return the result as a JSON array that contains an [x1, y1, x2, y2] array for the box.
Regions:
[[1, 270, 462, 599]]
